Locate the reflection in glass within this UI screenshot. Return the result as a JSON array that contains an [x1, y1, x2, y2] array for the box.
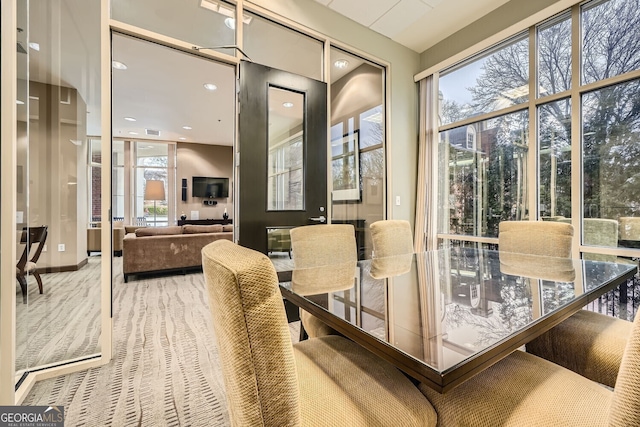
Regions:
[[582, 0, 640, 85], [537, 13, 571, 97], [439, 35, 529, 125], [267, 87, 304, 211], [330, 46, 386, 259], [582, 79, 640, 240], [281, 247, 636, 374], [331, 131, 359, 201], [267, 227, 293, 268], [539, 99, 571, 219], [439, 110, 529, 238], [16, 0, 102, 377]]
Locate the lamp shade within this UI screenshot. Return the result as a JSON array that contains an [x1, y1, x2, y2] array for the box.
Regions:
[[144, 180, 165, 201]]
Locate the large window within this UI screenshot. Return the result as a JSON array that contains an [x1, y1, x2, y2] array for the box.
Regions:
[[135, 142, 175, 226], [439, 111, 529, 238], [439, 35, 529, 126], [435, 0, 640, 257], [92, 140, 176, 226]]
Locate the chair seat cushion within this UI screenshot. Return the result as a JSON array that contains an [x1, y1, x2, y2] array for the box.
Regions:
[[527, 310, 631, 388], [25, 261, 37, 272], [419, 350, 611, 427], [294, 335, 436, 427]]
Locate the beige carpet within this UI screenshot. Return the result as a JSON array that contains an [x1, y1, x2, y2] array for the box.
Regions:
[[23, 263, 230, 426], [16, 256, 102, 372], [23, 256, 301, 426]]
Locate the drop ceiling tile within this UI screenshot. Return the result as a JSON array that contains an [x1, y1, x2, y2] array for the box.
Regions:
[[370, 0, 432, 39], [328, 0, 399, 27]]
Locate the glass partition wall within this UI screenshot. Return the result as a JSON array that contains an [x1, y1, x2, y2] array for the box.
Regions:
[[13, 0, 105, 392], [330, 47, 387, 259], [2, 0, 390, 402]]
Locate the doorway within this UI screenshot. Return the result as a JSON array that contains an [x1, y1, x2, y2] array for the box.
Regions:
[[111, 34, 236, 230], [237, 61, 328, 263]]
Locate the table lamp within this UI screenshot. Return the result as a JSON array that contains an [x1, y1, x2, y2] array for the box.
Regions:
[[144, 180, 165, 226]]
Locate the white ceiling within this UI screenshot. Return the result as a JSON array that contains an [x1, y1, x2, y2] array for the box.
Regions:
[[313, 0, 512, 53], [22, 0, 512, 147], [112, 35, 236, 145]]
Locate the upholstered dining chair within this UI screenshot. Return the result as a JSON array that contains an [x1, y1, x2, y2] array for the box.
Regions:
[[526, 309, 632, 388], [290, 224, 357, 339], [201, 240, 437, 427], [419, 309, 640, 426], [498, 220, 573, 257], [370, 219, 414, 258], [16, 225, 48, 304], [527, 214, 637, 384]]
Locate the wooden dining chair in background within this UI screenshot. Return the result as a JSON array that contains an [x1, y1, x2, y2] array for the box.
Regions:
[[16, 225, 48, 304], [201, 240, 437, 427]]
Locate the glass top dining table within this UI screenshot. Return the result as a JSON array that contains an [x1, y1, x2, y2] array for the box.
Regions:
[[278, 246, 637, 393]]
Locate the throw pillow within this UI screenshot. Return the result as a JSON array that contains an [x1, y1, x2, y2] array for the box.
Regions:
[[182, 224, 223, 234], [135, 226, 183, 237]]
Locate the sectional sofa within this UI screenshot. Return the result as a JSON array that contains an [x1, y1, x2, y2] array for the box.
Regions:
[[122, 224, 233, 282]]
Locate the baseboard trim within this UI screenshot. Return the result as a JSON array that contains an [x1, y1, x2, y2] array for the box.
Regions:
[[39, 258, 88, 274]]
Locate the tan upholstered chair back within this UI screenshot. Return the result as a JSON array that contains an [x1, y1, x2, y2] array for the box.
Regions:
[[370, 220, 414, 258], [608, 310, 640, 426], [290, 224, 356, 268], [201, 240, 301, 426], [498, 221, 573, 257]]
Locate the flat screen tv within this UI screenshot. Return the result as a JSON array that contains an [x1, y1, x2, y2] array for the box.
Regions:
[[192, 176, 229, 198]]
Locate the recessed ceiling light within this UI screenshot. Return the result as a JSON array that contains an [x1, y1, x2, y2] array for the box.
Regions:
[[224, 17, 236, 30], [28, 42, 40, 51], [282, 102, 294, 108], [182, 126, 192, 130], [179, 137, 186, 141], [16, 100, 24, 105], [334, 59, 349, 69], [129, 131, 138, 135], [124, 117, 136, 122], [203, 83, 218, 91], [112, 61, 127, 70]]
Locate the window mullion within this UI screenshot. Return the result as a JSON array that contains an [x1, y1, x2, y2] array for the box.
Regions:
[[570, 3, 581, 257], [528, 25, 538, 221]]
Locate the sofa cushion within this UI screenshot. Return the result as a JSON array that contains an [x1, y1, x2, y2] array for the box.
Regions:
[[183, 224, 223, 234], [135, 226, 183, 237], [125, 225, 146, 234]]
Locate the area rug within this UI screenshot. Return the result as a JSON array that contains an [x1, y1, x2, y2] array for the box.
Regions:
[[23, 264, 230, 426]]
